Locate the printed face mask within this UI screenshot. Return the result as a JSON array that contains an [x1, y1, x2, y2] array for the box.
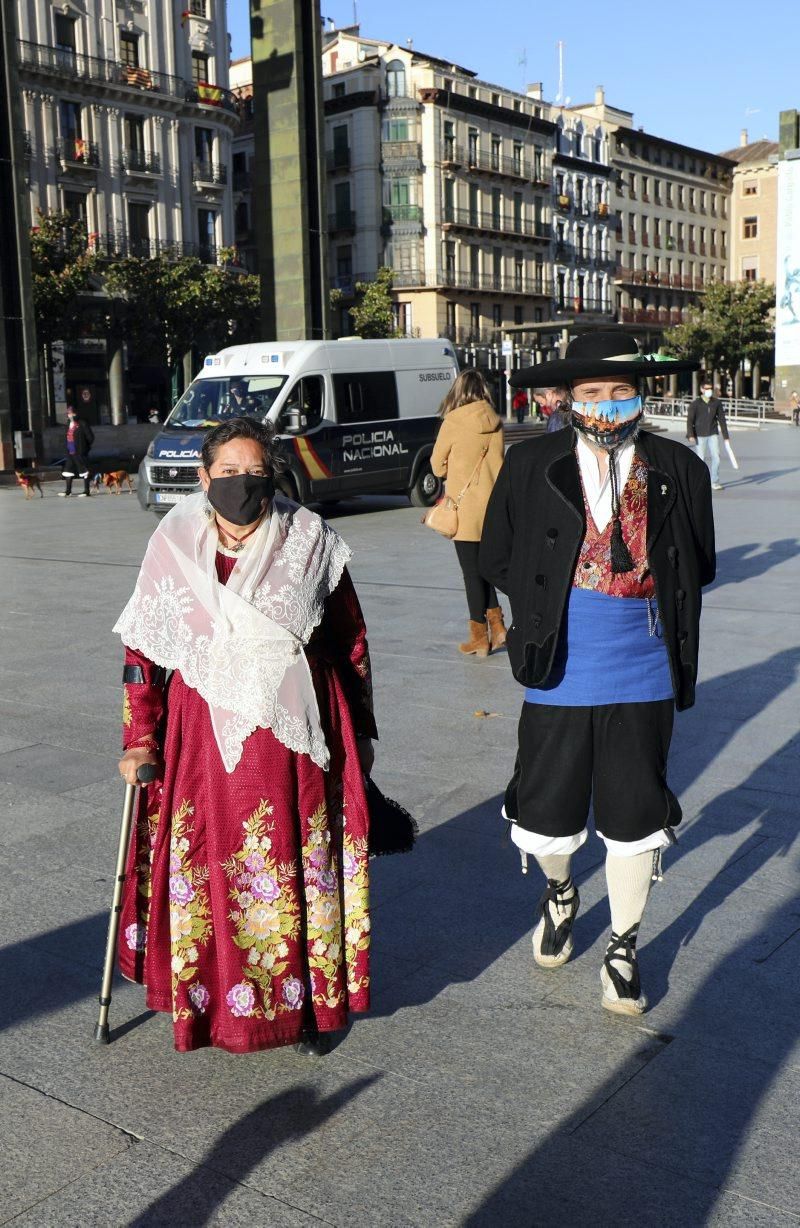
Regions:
[[571, 395, 643, 449], [207, 472, 274, 525]]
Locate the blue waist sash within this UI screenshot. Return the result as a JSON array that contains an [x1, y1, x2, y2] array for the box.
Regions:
[[524, 587, 673, 707]]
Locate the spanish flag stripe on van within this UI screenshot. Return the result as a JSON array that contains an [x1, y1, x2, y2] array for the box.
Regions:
[[294, 436, 330, 480]]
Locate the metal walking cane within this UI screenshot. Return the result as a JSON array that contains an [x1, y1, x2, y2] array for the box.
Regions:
[[93, 762, 158, 1044]]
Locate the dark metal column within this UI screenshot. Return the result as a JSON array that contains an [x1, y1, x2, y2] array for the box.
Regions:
[[250, 0, 329, 340]]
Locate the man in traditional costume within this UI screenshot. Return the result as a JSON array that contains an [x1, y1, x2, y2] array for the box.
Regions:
[[480, 330, 715, 1014], [115, 418, 375, 1054]]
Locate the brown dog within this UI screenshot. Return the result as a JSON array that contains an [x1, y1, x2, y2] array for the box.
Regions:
[[95, 470, 134, 494], [16, 470, 44, 499]]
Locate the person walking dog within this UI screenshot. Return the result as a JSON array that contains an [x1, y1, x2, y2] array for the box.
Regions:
[[59, 405, 94, 498], [687, 381, 729, 490], [431, 369, 508, 657], [481, 329, 715, 1015]]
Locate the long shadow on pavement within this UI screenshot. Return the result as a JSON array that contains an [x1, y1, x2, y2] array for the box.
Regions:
[[462, 735, 800, 1225], [126, 1076, 381, 1227], [709, 538, 800, 591]]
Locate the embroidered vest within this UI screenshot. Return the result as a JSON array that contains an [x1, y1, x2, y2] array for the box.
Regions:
[[573, 454, 655, 598]]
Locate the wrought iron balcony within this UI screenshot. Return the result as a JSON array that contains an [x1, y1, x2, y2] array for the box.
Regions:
[[193, 160, 228, 186], [17, 39, 238, 114], [56, 137, 100, 168], [382, 139, 422, 163], [382, 204, 423, 226], [442, 206, 550, 242], [328, 210, 356, 234], [123, 148, 161, 175], [326, 147, 351, 172], [438, 268, 552, 296]]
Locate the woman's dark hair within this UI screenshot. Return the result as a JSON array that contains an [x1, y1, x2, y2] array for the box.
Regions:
[[200, 416, 286, 475]]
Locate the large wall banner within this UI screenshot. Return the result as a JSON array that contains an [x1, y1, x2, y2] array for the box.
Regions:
[[776, 157, 800, 366]]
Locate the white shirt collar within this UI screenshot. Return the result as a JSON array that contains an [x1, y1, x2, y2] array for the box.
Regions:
[[575, 435, 636, 533]]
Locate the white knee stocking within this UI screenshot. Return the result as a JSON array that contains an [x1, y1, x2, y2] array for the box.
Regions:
[[535, 853, 573, 887], [605, 849, 654, 935]]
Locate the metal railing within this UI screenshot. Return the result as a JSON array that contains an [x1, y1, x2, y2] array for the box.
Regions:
[[123, 148, 161, 175], [439, 269, 552, 296], [56, 137, 100, 167], [382, 139, 421, 161], [328, 210, 356, 233], [645, 397, 771, 427], [442, 206, 550, 241], [193, 160, 227, 185], [90, 233, 224, 264], [17, 39, 238, 114], [383, 204, 423, 224]]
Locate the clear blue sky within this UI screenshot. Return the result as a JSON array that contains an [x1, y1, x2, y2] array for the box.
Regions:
[[228, 0, 796, 153]]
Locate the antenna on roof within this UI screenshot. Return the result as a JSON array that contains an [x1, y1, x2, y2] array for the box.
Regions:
[[555, 40, 565, 104]]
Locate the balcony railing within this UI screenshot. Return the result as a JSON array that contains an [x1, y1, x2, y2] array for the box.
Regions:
[[17, 39, 238, 114], [383, 204, 423, 224], [554, 193, 572, 212], [615, 267, 705, 292], [392, 269, 426, 287], [193, 160, 228, 185], [326, 147, 351, 171], [56, 137, 100, 168], [438, 269, 552, 296], [382, 139, 422, 162], [442, 206, 550, 242], [123, 148, 161, 175], [90, 233, 228, 264], [555, 297, 613, 316], [329, 210, 356, 234]]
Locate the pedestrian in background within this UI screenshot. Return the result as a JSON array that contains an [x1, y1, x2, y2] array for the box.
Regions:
[[59, 405, 94, 498], [512, 387, 529, 425], [687, 380, 729, 490], [431, 369, 508, 657], [115, 417, 376, 1056], [533, 385, 571, 433], [790, 390, 800, 426]]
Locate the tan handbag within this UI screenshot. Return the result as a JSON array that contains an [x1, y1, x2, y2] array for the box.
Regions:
[[421, 445, 489, 539]]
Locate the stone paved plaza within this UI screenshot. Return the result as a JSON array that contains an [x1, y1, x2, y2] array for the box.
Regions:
[[0, 421, 799, 1226]]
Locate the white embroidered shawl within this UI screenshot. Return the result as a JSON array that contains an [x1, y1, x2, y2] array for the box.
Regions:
[[114, 492, 351, 772]]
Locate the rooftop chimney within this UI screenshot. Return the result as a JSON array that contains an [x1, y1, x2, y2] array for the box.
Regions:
[[527, 82, 543, 100], [740, 128, 748, 147], [595, 85, 605, 106]]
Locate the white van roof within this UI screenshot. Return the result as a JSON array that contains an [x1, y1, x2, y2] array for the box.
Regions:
[[201, 338, 458, 377]]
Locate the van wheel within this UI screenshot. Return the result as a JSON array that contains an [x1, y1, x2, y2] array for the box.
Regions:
[[409, 462, 441, 508]]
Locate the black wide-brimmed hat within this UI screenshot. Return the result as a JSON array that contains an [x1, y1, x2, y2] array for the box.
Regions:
[[510, 328, 699, 388]]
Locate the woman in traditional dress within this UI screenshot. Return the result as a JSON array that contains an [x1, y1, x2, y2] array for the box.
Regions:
[[115, 417, 376, 1055]]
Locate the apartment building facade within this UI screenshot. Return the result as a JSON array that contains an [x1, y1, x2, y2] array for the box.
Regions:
[[321, 30, 574, 351], [720, 132, 778, 286], [571, 91, 734, 350], [16, 0, 237, 420]]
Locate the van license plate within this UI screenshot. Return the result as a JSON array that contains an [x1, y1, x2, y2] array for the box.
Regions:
[[153, 491, 189, 505]]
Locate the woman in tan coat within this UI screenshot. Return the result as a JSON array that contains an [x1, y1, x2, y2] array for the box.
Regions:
[[431, 369, 508, 656]]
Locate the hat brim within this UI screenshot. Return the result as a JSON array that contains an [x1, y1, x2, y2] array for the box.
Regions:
[[510, 355, 700, 388]]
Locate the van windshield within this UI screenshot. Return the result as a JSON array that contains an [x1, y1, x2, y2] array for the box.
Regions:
[[166, 376, 288, 429]]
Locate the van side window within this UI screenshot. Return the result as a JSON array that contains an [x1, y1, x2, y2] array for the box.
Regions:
[[283, 376, 324, 431], [333, 371, 399, 424]]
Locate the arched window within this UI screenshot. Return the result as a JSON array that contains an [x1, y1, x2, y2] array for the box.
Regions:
[[386, 60, 406, 98], [594, 127, 603, 162]]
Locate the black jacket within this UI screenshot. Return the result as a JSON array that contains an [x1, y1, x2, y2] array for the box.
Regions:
[[66, 418, 94, 455], [479, 429, 716, 711], [687, 396, 728, 440]]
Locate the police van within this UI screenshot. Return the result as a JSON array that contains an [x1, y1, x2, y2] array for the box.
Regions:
[[137, 338, 459, 513]]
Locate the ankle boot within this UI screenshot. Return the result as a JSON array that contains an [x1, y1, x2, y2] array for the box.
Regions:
[[486, 606, 507, 650], [459, 620, 490, 657]]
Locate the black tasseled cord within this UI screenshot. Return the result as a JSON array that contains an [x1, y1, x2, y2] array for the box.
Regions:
[[608, 444, 634, 573]]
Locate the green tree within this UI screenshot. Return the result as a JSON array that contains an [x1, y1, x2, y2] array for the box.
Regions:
[[664, 280, 775, 380], [348, 267, 399, 338], [29, 210, 97, 344], [104, 250, 260, 374]]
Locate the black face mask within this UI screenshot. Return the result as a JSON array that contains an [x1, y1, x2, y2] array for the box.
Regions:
[[207, 473, 274, 525]]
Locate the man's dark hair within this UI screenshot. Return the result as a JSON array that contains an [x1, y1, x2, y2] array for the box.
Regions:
[[201, 416, 286, 475]]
